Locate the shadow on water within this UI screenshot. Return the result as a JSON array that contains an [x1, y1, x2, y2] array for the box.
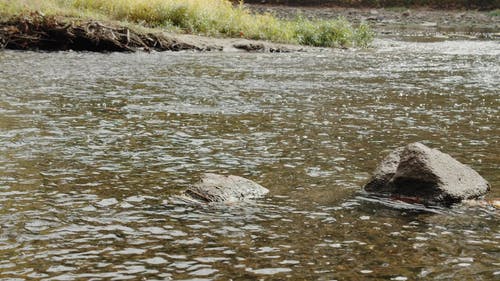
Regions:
[[355, 194, 450, 215]]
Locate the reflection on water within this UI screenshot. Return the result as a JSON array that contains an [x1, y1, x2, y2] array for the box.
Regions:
[[0, 38, 498, 280]]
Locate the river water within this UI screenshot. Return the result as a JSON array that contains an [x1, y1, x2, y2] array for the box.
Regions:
[[0, 38, 499, 280]]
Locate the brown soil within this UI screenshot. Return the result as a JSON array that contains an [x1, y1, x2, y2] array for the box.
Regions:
[[0, 13, 195, 52], [0, 13, 301, 53]]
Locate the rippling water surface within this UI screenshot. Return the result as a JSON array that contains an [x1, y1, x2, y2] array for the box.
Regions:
[[0, 38, 499, 280]]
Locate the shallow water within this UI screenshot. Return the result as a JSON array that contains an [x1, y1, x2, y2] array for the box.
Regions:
[[0, 38, 499, 280]]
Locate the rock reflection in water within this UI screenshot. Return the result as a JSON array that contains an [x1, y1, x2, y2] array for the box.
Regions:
[[0, 38, 498, 280]]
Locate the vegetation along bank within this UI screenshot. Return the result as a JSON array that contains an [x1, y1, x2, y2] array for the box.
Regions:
[[0, 0, 373, 52]]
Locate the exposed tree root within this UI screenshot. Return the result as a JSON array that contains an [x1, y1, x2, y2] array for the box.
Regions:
[[0, 13, 302, 53], [0, 13, 207, 52]]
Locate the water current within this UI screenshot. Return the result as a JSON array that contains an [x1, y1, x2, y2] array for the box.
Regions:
[[0, 38, 499, 280]]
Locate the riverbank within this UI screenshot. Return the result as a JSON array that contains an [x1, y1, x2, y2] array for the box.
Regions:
[[1, 1, 497, 53], [0, 13, 304, 52], [0, 0, 372, 53]]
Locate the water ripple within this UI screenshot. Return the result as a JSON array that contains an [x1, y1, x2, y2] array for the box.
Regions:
[[0, 39, 498, 280]]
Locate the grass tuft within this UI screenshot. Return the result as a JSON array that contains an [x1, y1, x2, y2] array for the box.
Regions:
[[490, 9, 500, 17], [0, 0, 374, 47]]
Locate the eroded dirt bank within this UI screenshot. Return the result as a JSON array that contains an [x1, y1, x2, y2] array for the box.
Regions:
[[0, 14, 302, 53]]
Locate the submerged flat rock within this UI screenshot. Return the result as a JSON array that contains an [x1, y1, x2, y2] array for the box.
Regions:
[[172, 173, 269, 205], [364, 142, 490, 205]]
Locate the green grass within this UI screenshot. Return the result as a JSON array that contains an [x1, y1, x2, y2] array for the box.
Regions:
[[490, 9, 500, 17], [0, 0, 373, 48]]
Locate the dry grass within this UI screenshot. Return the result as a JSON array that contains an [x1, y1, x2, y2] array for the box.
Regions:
[[0, 0, 374, 47]]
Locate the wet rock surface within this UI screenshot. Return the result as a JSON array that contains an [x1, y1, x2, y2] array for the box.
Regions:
[[364, 142, 490, 205], [172, 173, 269, 204], [363, 146, 404, 193]]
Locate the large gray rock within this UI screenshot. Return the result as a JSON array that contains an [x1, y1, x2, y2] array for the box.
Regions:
[[364, 142, 490, 205], [172, 173, 269, 205], [364, 146, 404, 193]]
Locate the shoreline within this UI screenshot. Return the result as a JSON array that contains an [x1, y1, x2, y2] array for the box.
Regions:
[[1, 5, 498, 53], [0, 14, 306, 53], [0, 0, 373, 53]]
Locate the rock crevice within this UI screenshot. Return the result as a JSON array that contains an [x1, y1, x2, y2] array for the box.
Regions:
[[364, 142, 490, 205]]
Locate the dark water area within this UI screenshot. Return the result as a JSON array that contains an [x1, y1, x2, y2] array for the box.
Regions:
[[0, 38, 498, 280]]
